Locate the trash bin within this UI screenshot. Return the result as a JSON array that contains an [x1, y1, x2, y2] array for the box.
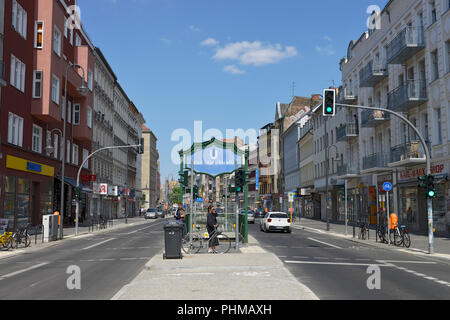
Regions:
[[163, 220, 183, 259]]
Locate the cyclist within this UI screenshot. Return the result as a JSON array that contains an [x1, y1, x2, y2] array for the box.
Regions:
[[207, 205, 219, 254]]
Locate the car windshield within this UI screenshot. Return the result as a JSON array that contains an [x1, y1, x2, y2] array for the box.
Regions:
[[148, 209, 156, 213], [269, 213, 288, 219]]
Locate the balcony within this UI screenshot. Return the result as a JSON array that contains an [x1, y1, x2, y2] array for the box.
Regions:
[[388, 141, 426, 168], [337, 123, 359, 141], [337, 88, 357, 104], [299, 120, 313, 140], [360, 109, 391, 128], [362, 153, 392, 173], [337, 164, 361, 179], [359, 60, 388, 87], [387, 80, 427, 112], [386, 26, 425, 65]]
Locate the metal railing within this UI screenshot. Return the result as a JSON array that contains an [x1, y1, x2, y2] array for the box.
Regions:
[[337, 164, 360, 176], [359, 60, 388, 86], [299, 120, 313, 140], [360, 109, 390, 126], [387, 79, 427, 111], [337, 123, 358, 140], [386, 26, 425, 63], [362, 153, 392, 170], [390, 140, 425, 163]]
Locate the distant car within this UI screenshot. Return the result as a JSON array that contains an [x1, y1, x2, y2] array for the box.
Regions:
[[216, 208, 224, 214], [260, 212, 291, 233], [156, 207, 165, 218], [145, 208, 157, 219], [240, 209, 255, 224], [254, 209, 266, 219]]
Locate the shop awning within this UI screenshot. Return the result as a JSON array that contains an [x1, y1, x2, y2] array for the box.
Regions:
[[63, 177, 93, 194]]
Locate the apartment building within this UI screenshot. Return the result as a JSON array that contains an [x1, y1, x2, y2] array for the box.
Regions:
[[141, 125, 159, 210], [339, 0, 450, 235], [0, 0, 95, 229]]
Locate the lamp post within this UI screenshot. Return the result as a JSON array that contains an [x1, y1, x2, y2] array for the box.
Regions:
[[325, 136, 340, 232], [58, 63, 88, 240]]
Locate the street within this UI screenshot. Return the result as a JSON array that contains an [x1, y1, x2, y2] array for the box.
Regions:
[[0, 219, 166, 300], [249, 222, 450, 300]]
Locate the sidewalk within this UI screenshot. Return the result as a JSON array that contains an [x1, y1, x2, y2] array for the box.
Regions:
[[112, 235, 319, 300], [0, 217, 149, 260], [292, 217, 450, 260]]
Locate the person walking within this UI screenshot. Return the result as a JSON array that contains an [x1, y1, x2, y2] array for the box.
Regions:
[[207, 205, 219, 254], [176, 203, 186, 238]]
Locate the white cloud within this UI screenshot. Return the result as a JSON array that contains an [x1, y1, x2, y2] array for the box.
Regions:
[[315, 36, 335, 56], [160, 38, 172, 45], [201, 38, 220, 47], [213, 41, 298, 66], [223, 65, 246, 75], [189, 25, 201, 32]]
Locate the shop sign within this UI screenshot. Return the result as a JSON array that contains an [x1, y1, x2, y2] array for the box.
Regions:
[[93, 183, 108, 195], [108, 186, 118, 197], [399, 163, 446, 181]]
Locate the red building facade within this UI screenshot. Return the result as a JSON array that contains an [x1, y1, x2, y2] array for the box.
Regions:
[[0, 0, 94, 229]]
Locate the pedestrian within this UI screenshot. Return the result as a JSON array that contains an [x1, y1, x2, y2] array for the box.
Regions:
[[207, 205, 219, 254], [176, 203, 186, 237]]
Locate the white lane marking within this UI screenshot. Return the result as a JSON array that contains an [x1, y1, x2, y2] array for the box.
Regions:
[[82, 238, 115, 250], [0, 262, 50, 279], [377, 260, 437, 265], [307, 237, 342, 249], [285, 260, 387, 267]]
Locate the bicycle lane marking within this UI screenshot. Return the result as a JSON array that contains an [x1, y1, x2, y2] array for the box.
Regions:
[[82, 238, 116, 250], [0, 262, 50, 281], [307, 237, 343, 249]]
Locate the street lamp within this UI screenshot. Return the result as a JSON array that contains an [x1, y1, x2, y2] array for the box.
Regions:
[[61, 63, 87, 239], [325, 143, 340, 232]]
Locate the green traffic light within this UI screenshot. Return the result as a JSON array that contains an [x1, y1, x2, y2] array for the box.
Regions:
[[428, 190, 436, 198], [326, 107, 333, 113]]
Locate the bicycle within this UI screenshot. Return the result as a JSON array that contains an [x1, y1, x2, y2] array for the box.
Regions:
[[358, 223, 369, 240], [376, 224, 388, 244], [13, 224, 31, 249], [390, 225, 411, 248], [182, 226, 231, 254], [0, 231, 14, 250]]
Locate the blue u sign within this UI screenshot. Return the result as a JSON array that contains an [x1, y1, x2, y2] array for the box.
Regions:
[[383, 182, 392, 192]]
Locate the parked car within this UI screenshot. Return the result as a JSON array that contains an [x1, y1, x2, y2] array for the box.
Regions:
[[260, 212, 291, 233], [145, 208, 157, 219], [240, 209, 255, 224], [156, 207, 165, 218], [254, 209, 266, 219]]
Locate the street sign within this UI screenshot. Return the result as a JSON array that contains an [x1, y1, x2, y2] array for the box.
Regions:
[[383, 182, 392, 192], [196, 198, 204, 203], [289, 193, 295, 203], [289, 208, 294, 213]]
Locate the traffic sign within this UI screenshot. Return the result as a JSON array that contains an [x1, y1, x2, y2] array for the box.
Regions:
[[382, 182, 392, 192], [196, 198, 204, 203]]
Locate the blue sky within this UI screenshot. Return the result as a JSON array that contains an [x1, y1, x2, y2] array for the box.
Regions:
[[77, 0, 388, 181]]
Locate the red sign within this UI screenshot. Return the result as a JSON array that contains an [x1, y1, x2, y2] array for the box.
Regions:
[[399, 164, 445, 181]]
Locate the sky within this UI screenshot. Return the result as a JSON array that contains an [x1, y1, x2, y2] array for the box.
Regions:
[[77, 0, 389, 182]]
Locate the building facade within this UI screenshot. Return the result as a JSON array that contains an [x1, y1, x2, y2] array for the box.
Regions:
[[141, 125, 159, 210]]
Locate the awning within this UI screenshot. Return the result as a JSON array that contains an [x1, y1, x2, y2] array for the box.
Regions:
[[63, 177, 93, 194]]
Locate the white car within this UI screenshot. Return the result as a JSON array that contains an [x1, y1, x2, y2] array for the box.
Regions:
[[145, 209, 157, 219], [240, 209, 255, 224], [260, 212, 292, 233]]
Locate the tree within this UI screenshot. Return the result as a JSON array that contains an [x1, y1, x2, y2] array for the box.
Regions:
[[168, 187, 182, 205]]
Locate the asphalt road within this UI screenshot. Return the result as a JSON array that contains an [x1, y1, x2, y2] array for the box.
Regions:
[[0, 218, 167, 300], [249, 220, 450, 300]]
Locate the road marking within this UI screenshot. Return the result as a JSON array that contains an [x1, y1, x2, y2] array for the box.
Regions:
[[307, 237, 342, 249], [82, 238, 115, 250], [377, 260, 437, 265], [0, 262, 50, 279], [285, 260, 387, 267]]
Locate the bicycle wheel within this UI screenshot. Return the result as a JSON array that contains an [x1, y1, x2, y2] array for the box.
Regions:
[[2, 238, 12, 250], [393, 230, 403, 246], [182, 234, 201, 254], [403, 233, 411, 248], [212, 233, 231, 254], [24, 235, 31, 248]]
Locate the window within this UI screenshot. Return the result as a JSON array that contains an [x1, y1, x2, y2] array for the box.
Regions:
[[434, 108, 442, 145], [7, 112, 24, 147], [33, 71, 42, 98], [31, 125, 42, 153], [45, 130, 51, 156], [72, 144, 79, 165], [66, 140, 71, 163], [430, 1, 437, 24], [88, 70, 93, 91], [83, 149, 89, 169], [69, 27, 73, 45], [64, 17, 68, 38], [10, 54, 25, 92], [75, 34, 82, 46], [51, 75, 60, 104], [67, 101, 72, 124], [53, 26, 61, 56], [446, 41, 450, 74], [12, 0, 27, 39], [53, 134, 59, 159], [34, 21, 43, 49], [87, 106, 92, 128], [73, 104, 80, 125], [431, 50, 439, 81]]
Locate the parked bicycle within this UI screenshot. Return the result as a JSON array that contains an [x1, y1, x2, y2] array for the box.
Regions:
[[182, 226, 231, 254], [12, 224, 31, 249], [358, 223, 369, 240], [390, 225, 411, 248]]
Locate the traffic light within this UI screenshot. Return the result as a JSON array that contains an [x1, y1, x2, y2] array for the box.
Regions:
[[323, 89, 336, 116], [74, 187, 82, 200], [178, 170, 189, 187], [193, 186, 199, 199], [137, 138, 144, 154], [426, 175, 436, 199], [235, 168, 251, 192], [418, 175, 428, 189]]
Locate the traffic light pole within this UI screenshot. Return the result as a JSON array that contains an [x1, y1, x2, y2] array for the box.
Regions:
[[336, 103, 434, 254], [74, 144, 143, 236]]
